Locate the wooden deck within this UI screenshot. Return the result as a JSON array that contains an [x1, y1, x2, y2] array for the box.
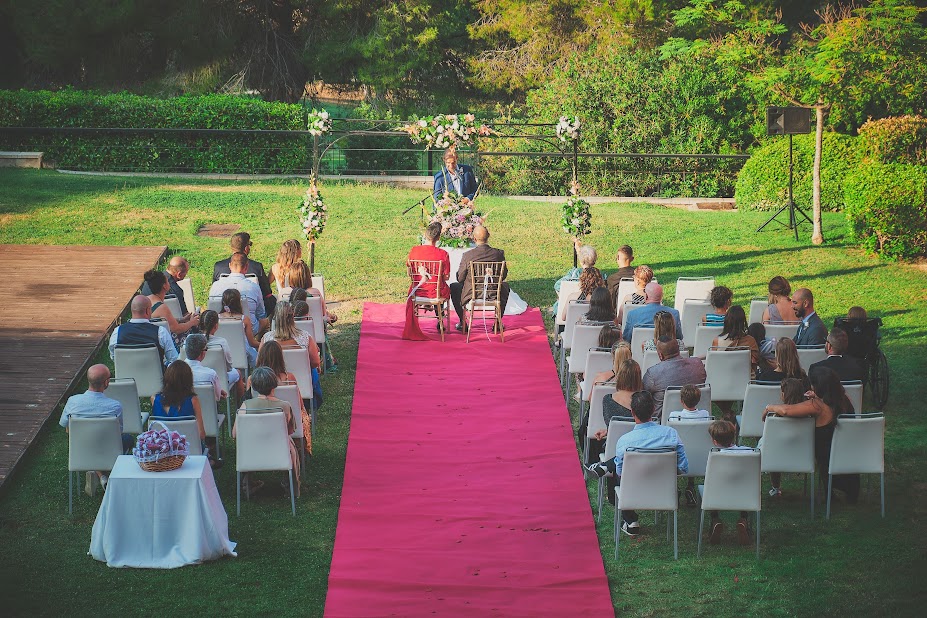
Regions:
[[0, 245, 167, 489]]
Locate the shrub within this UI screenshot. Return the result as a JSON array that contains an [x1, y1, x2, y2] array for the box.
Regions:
[[0, 89, 308, 173], [337, 103, 423, 175], [844, 162, 927, 259], [735, 133, 862, 211], [858, 115, 927, 166]]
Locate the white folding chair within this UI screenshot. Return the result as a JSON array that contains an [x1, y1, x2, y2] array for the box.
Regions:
[[235, 411, 296, 516], [749, 298, 767, 325], [113, 344, 163, 398], [554, 280, 581, 328], [274, 383, 308, 475], [693, 323, 723, 358], [68, 417, 123, 514], [641, 349, 660, 374], [760, 415, 816, 517], [737, 381, 783, 441], [681, 300, 712, 349], [842, 381, 864, 417], [103, 378, 148, 434], [698, 448, 762, 558], [669, 419, 715, 481], [193, 383, 226, 456], [620, 302, 639, 326], [827, 413, 885, 519], [595, 416, 636, 521], [585, 383, 613, 466], [164, 295, 183, 319], [207, 295, 224, 313], [282, 347, 317, 437], [202, 348, 233, 433], [580, 348, 614, 420], [147, 418, 203, 455], [559, 301, 589, 383], [661, 384, 711, 425], [566, 324, 603, 401], [630, 326, 655, 365], [177, 277, 196, 314], [306, 296, 328, 370], [764, 322, 800, 340], [706, 347, 751, 402], [215, 318, 251, 375], [797, 345, 828, 372], [674, 277, 715, 313], [614, 448, 680, 559], [614, 278, 636, 313], [311, 273, 325, 299]]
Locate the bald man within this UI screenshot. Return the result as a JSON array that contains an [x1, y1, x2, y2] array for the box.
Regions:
[[792, 288, 827, 346], [622, 282, 682, 342], [108, 295, 178, 366], [141, 256, 191, 315], [450, 225, 509, 331]]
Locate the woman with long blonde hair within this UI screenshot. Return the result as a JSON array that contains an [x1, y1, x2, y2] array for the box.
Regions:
[[270, 239, 311, 293], [642, 310, 685, 353]]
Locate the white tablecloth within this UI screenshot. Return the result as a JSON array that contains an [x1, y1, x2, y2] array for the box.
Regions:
[[90, 455, 237, 568], [444, 247, 527, 316]]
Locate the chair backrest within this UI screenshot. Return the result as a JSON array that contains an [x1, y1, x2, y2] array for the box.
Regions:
[[829, 414, 884, 475], [842, 380, 864, 417], [273, 384, 304, 438], [614, 278, 636, 312], [193, 383, 221, 439], [759, 415, 815, 473], [693, 323, 723, 358], [668, 420, 715, 477], [164, 295, 184, 319], [674, 277, 715, 313], [148, 418, 203, 455], [104, 378, 144, 434], [700, 449, 762, 512], [236, 411, 292, 472], [833, 317, 882, 359], [630, 326, 655, 365], [468, 261, 506, 307], [618, 448, 680, 511], [797, 345, 828, 372], [739, 381, 784, 438], [661, 384, 711, 425], [602, 417, 637, 460], [641, 349, 660, 374], [207, 295, 224, 313], [568, 324, 604, 374], [764, 322, 800, 340], [555, 280, 582, 326], [620, 302, 638, 324], [202, 349, 231, 393], [581, 349, 614, 399], [282, 348, 314, 403], [748, 298, 767, 325], [407, 259, 445, 300], [706, 347, 751, 401], [306, 296, 326, 343], [113, 345, 163, 398], [560, 300, 590, 348], [176, 277, 196, 314], [215, 318, 250, 370], [681, 299, 712, 349], [68, 417, 123, 472], [587, 384, 615, 440], [311, 273, 325, 298]]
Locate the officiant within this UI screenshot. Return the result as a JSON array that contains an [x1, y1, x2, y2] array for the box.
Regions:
[[433, 148, 478, 202]]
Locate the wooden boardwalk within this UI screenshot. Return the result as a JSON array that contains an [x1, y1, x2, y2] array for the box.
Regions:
[[0, 245, 167, 490]]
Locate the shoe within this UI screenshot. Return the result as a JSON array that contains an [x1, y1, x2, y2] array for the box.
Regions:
[[621, 521, 640, 536], [737, 519, 751, 546], [584, 462, 609, 479], [768, 487, 783, 498], [100, 475, 108, 492], [685, 487, 697, 507], [455, 323, 466, 332], [709, 520, 724, 544]]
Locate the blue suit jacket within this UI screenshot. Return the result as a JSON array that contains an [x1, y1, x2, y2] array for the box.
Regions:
[[433, 164, 478, 201]]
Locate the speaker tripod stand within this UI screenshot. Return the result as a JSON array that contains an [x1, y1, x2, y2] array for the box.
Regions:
[[756, 134, 813, 241]]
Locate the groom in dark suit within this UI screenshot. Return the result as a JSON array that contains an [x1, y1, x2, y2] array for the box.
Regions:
[[450, 226, 509, 331], [792, 287, 827, 346], [433, 149, 478, 201]]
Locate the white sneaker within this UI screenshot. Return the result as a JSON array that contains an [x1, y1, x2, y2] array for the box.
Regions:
[[768, 487, 782, 497], [621, 521, 641, 536]]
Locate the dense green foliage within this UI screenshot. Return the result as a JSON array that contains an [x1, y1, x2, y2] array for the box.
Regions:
[[844, 161, 927, 259], [0, 89, 309, 173], [859, 115, 927, 166], [735, 133, 862, 211]]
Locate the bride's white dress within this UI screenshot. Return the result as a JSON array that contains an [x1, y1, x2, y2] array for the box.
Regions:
[[444, 247, 528, 316]]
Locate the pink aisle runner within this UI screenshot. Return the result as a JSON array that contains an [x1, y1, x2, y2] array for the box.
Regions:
[[324, 303, 613, 617]]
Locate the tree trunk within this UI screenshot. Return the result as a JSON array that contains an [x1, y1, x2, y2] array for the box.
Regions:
[[812, 105, 825, 245]]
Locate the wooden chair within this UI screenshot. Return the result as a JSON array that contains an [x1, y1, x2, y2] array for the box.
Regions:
[[407, 259, 450, 341], [465, 261, 506, 343]]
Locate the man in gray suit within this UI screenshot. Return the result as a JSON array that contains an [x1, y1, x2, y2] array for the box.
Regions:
[[450, 226, 509, 331], [792, 288, 827, 346], [642, 337, 707, 419]]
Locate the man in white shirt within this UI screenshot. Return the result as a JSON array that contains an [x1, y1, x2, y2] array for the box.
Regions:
[[208, 252, 268, 335], [183, 334, 227, 401]]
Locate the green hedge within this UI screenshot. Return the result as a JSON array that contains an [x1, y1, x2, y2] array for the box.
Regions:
[[735, 133, 862, 211], [0, 90, 310, 173], [858, 115, 927, 166], [844, 162, 927, 260]]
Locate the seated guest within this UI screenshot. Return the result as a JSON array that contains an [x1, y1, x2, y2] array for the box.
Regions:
[[578, 287, 618, 326], [711, 305, 764, 422], [761, 377, 807, 497], [792, 287, 827, 346], [261, 302, 321, 370], [703, 285, 732, 324], [617, 264, 654, 323], [59, 364, 130, 494], [809, 327, 865, 382], [450, 225, 509, 331], [408, 221, 451, 301], [553, 241, 601, 317], [585, 390, 689, 536], [585, 358, 641, 468], [253, 340, 312, 455], [140, 255, 191, 315], [183, 333, 229, 403], [234, 366, 301, 497], [144, 269, 200, 338], [270, 239, 311, 296], [847, 306, 867, 321], [209, 252, 268, 336], [748, 322, 776, 365], [213, 231, 275, 316], [756, 337, 811, 389], [605, 244, 635, 304], [622, 282, 682, 342], [704, 420, 755, 545], [218, 288, 260, 365], [667, 384, 712, 421], [200, 310, 245, 399], [762, 276, 793, 324], [642, 310, 685, 353], [109, 295, 178, 367], [292, 300, 310, 319], [288, 285, 338, 324], [151, 361, 208, 459], [433, 147, 477, 202], [591, 340, 632, 386], [642, 337, 707, 419]]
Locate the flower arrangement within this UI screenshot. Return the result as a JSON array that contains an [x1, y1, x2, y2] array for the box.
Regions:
[[556, 115, 581, 142], [431, 193, 484, 248], [307, 109, 332, 136], [133, 426, 189, 463], [562, 194, 592, 238], [299, 177, 327, 241], [399, 113, 495, 149]]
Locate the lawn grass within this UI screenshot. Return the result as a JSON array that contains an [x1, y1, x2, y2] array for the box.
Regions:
[[0, 168, 925, 616]]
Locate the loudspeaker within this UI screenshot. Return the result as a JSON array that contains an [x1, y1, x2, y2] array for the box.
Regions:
[[766, 106, 811, 135]]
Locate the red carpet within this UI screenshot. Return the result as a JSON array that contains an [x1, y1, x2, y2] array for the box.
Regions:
[[324, 303, 613, 617]]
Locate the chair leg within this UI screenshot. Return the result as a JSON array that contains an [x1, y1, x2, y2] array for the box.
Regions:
[[810, 472, 815, 519], [559, 345, 566, 388], [68, 471, 73, 515], [826, 474, 833, 519], [666, 509, 671, 542], [615, 507, 621, 559], [288, 470, 296, 516], [755, 511, 761, 560], [596, 478, 603, 522], [673, 510, 678, 560], [437, 304, 445, 342], [579, 398, 586, 427], [880, 472, 885, 518], [299, 439, 306, 476], [697, 510, 705, 557], [498, 311, 504, 342], [309, 397, 316, 440], [236, 471, 241, 516]]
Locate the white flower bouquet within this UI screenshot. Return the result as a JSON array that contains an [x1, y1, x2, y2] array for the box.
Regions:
[[556, 115, 581, 142], [307, 109, 332, 136]]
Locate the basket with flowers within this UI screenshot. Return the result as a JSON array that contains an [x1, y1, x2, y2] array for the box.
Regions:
[[133, 421, 190, 472]]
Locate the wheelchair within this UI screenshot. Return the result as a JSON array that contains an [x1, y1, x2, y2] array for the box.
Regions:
[[834, 317, 889, 409]]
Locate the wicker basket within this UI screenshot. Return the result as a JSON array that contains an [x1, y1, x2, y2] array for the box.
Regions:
[[134, 421, 189, 472]]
